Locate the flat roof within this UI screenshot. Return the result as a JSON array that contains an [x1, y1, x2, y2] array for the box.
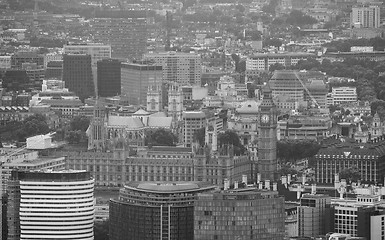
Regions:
[[126, 181, 216, 194]]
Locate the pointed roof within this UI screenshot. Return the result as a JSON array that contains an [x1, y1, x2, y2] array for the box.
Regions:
[[133, 108, 150, 116]]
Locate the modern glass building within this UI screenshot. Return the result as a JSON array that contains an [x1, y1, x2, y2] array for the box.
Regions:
[[194, 188, 285, 240], [109, 182, 216, 240]]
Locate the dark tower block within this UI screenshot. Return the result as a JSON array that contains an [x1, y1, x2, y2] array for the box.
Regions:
[[258, 84, 278, 181]]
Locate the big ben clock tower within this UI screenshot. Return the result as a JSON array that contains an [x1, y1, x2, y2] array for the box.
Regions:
[[257, 83, 278, 181]]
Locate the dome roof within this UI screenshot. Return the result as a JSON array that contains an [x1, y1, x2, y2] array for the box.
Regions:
[[237, 100, 260, 114]]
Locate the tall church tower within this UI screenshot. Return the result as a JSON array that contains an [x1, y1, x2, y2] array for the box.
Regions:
[[257, 84, 278, 181], [146, 85, 162, 112], [371, 112, 383, 138], [87, 99, 106, 151]]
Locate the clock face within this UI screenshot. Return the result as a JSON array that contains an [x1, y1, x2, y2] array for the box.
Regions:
[[261, 114, 269, 123]]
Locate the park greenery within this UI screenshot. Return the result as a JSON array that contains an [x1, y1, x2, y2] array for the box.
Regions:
[[277, 139, 321, 163], [145, 128, 178, 147], [0, 114, 50, 142]]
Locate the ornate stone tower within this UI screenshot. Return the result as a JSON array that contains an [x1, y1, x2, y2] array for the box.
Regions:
[[257, 84, 278, 181], [371, 112, 383, 138], [87, 99, 106, 151], [146, 85, 162, 112]]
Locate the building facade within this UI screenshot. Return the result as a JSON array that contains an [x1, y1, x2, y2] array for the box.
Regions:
[[182, 111, 206, 147], [7, 170, 94, 240], [109, 182, 216, 240], [331, 87, 357, 105], [144, 52, 202, 86], [351, 5, 380, 29], [246, 53, 315, 71], [97, 59, 121, 97], [63, 43, 111, 67], [298, 194, 331, 237], [92, 10, 147, 60], [329, 195, 385, 239], [269, 70, 305, 102], [121, 62, 163, 105], [194, 188, 285, 240], [315, 136, 385, 184], [63, 54, 94, 101]]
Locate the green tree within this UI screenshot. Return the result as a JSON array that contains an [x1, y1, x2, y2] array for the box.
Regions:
[[339, 167, 360, 183], [147, 128, 177, 146], [70, 116, 90, 132], [218, 130, 246, 155], [193, 127, 205, 146], [269, 63, 285, 72], [277, 140, 321, 163], [94, 220, 109, 240], [15, 114, 50, 142]]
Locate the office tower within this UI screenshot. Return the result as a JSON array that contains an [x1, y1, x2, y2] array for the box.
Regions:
[[144, 52, 202, 86], [328, 195, 385, 239], [45, 60, 63, 79], [7, 170, 94, 240], [298, 194, 331, 237], [92, 10, 147, 60], [97, 59, 121, 97], [194, 187, 285, 240], [182, 111, 206, 147], [121, 62, 163, 105], [109, 182, 216, 240], [63, 43, 111, 67], [258, 84, 278, 181], [63, 53, 94, 101], [351, 5, 380, 28]]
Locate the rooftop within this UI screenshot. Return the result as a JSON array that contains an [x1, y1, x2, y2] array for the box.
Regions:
[[126, 181, 216, 194]]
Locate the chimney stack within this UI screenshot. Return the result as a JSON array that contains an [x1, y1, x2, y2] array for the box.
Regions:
[[258, 182, 263, 190], [287, 174, 291, 184], [257, 173, 261, 184], [242, 174, 247, 184], [224, 179, 230, 190], [265, 180, 270, 190], [234, 181, 238, 189], [273, 182, 277, 191], [311, 184, 317, 195]]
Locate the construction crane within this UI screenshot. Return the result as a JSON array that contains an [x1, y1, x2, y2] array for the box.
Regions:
[[294, 71, 320, 109]]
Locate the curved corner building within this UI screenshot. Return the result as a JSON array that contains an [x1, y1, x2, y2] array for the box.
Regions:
[[109, 182, 216, 240], [7, 170, 94, 240]]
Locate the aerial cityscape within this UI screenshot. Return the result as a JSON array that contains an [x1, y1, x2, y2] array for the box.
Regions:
[[2, 0, 385, 239]]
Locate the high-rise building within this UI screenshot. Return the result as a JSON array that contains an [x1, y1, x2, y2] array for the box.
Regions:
[[298, 194, 331, 237], [92, 10, 147, 60], [7, 170, 94, 240], [63, 43, 111, 67], [351, 5, 380, 28], [182, 111, 206, 147], [121, 62, 163, 105], [258, 84, 278, 181], [97, 59, 121, 97], [63, 53, 94, 101], [109, 182, 216, 240], [144, 52, 202, 86], [194, 187, 285, 240], [45, 60, 63, 79], [328, 195, 385, 239]]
